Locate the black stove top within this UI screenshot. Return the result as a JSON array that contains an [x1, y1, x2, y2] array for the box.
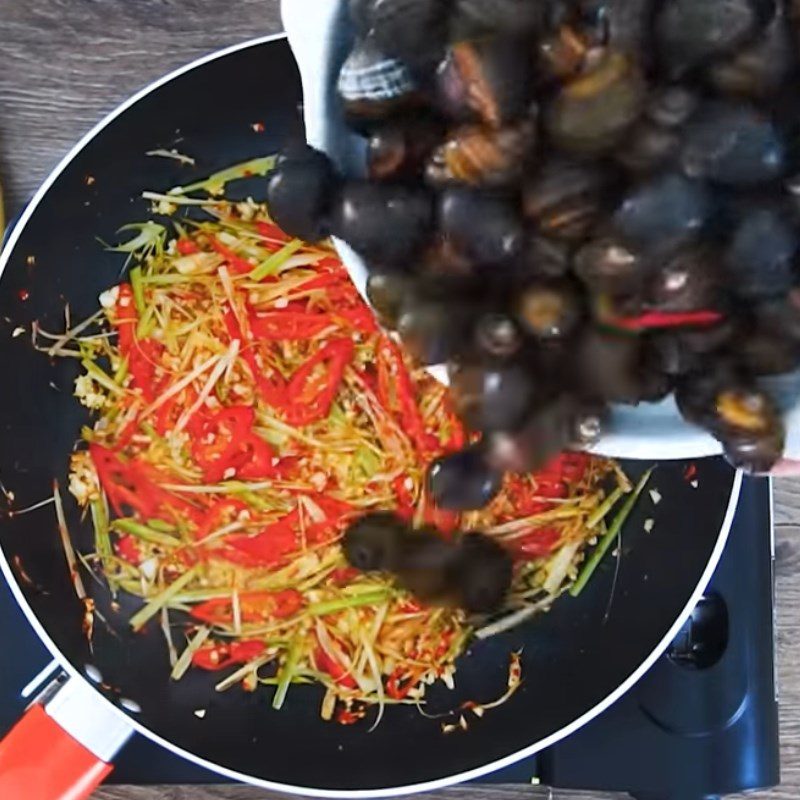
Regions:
[[0, 477, 779, 799]]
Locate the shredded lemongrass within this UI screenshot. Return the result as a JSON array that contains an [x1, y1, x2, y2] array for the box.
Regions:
[[273, 637, 302, 710], [81, 359, 127, 395], [171, 626, 211, 680], [585, 486, 625, 529], [250, 239, 304, 281], [53, 171, 630, 728], [130, 566, 200, 631], [142, 191, 226, 208], [570, 469, 654, 598], [168, 156, 276, 197], [141, 352, 221, 417], [54, 482, 86, 600], [7, 495, 56, 517], [146, 148, 196, 166], [161, 608, 178, 668], [173, 341, 239, 433], [216, 654, 273, 692]]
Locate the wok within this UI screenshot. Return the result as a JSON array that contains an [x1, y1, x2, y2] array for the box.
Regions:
[[0, 35, 741, 799]]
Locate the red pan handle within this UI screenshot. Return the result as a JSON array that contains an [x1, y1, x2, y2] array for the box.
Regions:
[[0, 704, 112, 800], [0, 674, 131, 800]]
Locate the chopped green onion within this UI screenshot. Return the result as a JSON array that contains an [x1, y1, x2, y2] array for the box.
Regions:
[[109, 222, 167, 255], [172, 588, 236, 603], [585, 486, 625, 529], [307, 591, 392, 617], [81, 359, 126, 395], [273, 637, 302, 710], [147, 518, 177, 533], [171, 626, 210, 681], [239, 490, 274, 511], [249, 239, 303, 281], [130, 566, 200, 631], [129, 266, 146, 315], [215, 655, 273, 693], [136, 304, 156, 340], [140, 273, 209, 285], [112, 357, 129, 386], [90, 498, 112, 562], [112, 518, 180, 547], [570, 468, 653, 598], [169, 156, 276, 197], [140, 421, 161, 441]]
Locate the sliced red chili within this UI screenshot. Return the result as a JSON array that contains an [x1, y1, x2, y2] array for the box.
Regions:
[[513, 527, 562, 560], [423, 502, 460, 536], [284, 338, 354, 426], [334, 306, 378, 334], [224, 507, 302, 566], [190, 589, 304, 625], [192, 640, 267, 671], [236, 434, 276, 480], [308, 493, 353, 521], [114, 534, 142, 565], [329, 566, 359, 586], [176, 238, 200, 255], [223, 494, 352, 562], [154, 387, 197, 437], [190, 406, 269, 483], [609, 309, 724, 332], [90, 444, 168, 518], [386, 669, 413, 700], [193, 498, 250, 542], [255, 220, 289, 243], [442, 409, 467, 453], [315, 645, 357, 689], [305, 494, 355, 545], [336, 707, 366, 725], [377, 340, 438, 457], [315, 257, 344, 272], [397, 599, 424, 614], [533, 475, 568, 499], [295, 272, 345, 293], [209, 237, 255, 275], [112, 283, 163, 401], [249, 310, 335, 341], [223, 307, 288, 408], [393, 475, 416, 522]]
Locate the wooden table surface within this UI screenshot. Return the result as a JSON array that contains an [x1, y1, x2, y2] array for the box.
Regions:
[[2, 2, 800, 798]]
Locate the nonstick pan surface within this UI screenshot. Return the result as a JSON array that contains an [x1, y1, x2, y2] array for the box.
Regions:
[[0, 35, 741, 795]]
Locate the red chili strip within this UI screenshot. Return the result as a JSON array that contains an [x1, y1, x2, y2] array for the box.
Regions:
[[223, 307, 288, 408], [209, 237, 255, 275], [191, 590, 304, 625], [90, 444, 191, 519], [609, 309, 724, 331], [284, 338, 354, 426], [249, 310, 335, 341], [513, 527, 562, 560], [176, 238, 199, 255], [112, 283, 163, 401], [315, 644, 357, 689], [192, 640, 267, 671], [377, 340, 438, 457]]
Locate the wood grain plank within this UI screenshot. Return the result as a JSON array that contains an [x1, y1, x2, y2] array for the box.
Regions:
[[0, 0, 281, 214], [2, 2, 800, 799]]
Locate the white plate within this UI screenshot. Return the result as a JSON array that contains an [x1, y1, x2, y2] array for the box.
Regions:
[[282, 0, 800, 462]]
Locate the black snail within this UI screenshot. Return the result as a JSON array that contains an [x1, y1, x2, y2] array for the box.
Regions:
[[268, 0, 800, 484]]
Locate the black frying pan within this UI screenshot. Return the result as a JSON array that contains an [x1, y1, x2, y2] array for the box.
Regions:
[[0, 35, 741, 796]]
